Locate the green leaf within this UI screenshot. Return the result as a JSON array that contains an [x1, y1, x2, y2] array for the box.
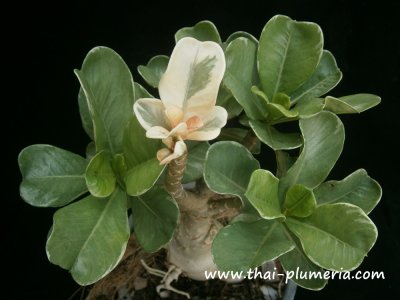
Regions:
[[275, 150, 296, 178], [279, 112, 344, 199], [314, 169, 381, 214], [265, 102, 299, 122], [46, 188, 130, 285], [137, 55, 169, 88], [78, 88, 94, 140], [230, 213, 261, 224], [324, 94, 381, 114], [291, 50, 342, 103], [131, 187, 179, 252], [212, 219, 294, 271], [74, 47, 135, 155], [258, 15, 323, 99], [123, 115, 160, 165], [123, 116, 165, 196], [324, 96, 358, 113], [224, 37, 267, 120], [217, 128, 261, 154], [86, 142, 96, 160], [85, 151, 116, 198], [239, 115, 251, 127], [280, 232, 328, 290], [19, 145, 88, 207], [250, 120, 302, 150], [183, 142, 209, 183], [250, 85, 269, 102], [272, 92, 291, 108], [112, 154, 128, 179], [175, 20, 221, 44], [125, 160, 164, 196], [204, 141, 260, 211], [225, 31, 258, 45], [284, 184, 316, 217], [250, 91, 298, 123], [134, 82, 154, 99], [286, 203, 377, 271], [216, 84, 243, 119], [292, 97, 324, 118], [245, 170, 284, 220]]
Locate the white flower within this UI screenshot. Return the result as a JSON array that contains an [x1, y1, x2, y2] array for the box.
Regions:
[[134, 37, 227, 164]]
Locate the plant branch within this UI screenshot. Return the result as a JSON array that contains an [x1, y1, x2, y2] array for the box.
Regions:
[[165, 151, 187, 201], [165, 151, 207, 211], [208, 197, 242, 219]]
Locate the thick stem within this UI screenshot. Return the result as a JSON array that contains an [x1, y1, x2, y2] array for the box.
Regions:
[[165, 151, 208, 211], [165, 151, 188, 204], [165, 149, 241, 281], [164, 152, 222, 280], [209, 197, 242, 219]]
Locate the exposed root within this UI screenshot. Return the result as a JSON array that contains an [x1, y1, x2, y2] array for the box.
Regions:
[[140, 259, 166, 278], [141, 259, 190, 299]]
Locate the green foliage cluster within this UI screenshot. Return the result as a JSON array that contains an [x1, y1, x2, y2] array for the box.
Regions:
[[18, 15, 381, 289]]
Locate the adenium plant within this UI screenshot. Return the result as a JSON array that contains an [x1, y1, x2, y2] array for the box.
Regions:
[[18, 15, 382, 297]]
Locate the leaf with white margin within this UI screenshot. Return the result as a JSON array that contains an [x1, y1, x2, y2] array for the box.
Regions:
[[292, 97, 325, 118], [283, 184, 316, 217], [224, 37, 267, 120], [85, 151, 116, 198], [123, 116, 165, 196], [74, 47, 135, 155], [245, 170, 284, 220], [204, 141, 259, 212], [291, 50, 342, 103], [217, 127, 261, 154], [212, 219, 294, 271], [131, 187, 179, 252], [314, 169, 381, 214], [216, 84, 243, 119], [324, 94, 381, 114], [250, 120, 302, 150], [225, 31, 258, 44], [285, 203, 377, 271], [19, 144, 88, 207], [175, 20, 222, 44], [182, 142, 210, 183], [137, 55, 169, 88], [134, 82, 154, 99], [258, 15, 323, 99], [279, 111, 344, 200], [279, 232, 328, 290], [46, 188, 130, 285]]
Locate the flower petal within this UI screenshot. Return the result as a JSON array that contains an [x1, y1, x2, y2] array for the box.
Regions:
[[169, 122, 188, 138], [157, 148, 172, 162], [134, 98, 169, 130], [186, 106, 228, 141], [159, 141, 187, 165], [146, 126, 170, 139], [162, 137, 174, 149], [165, 106, 184, 128], [186, 116, 204, 131], [159, 37, 226, 116]]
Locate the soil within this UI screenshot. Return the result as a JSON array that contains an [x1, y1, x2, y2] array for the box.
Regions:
[[82, 235, 288, 300]]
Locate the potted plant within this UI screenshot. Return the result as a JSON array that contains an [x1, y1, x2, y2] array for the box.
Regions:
[[18, 15, 382, 299]]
